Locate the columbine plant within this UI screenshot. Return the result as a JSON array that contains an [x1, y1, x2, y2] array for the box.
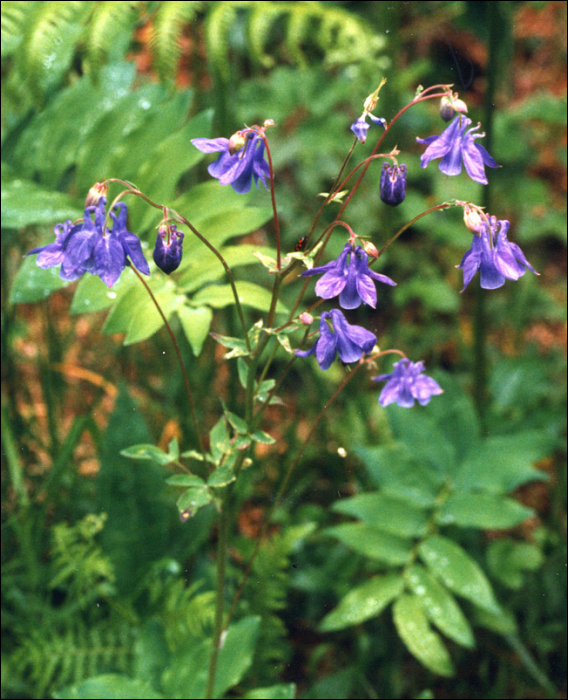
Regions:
[[24, 80, 538, 698]]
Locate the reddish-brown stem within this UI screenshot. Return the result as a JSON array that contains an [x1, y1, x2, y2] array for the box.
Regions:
[[260, 134, 281, 270]]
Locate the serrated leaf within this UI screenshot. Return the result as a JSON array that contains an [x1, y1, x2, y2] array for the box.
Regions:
[[419, 535, 501, 614], [192, 281, 287, 314], [436, 492, 534, 530], [208, 466, 237, 488], [120, 444, 173, 466], [324, 523, 412, 565], [320, 573, 404, 631], [393, 595, 455, 677], [405, 564, 475, 649], [332, 492, 429, 538], [250, 430, 276, 445], [177, 305, 213, 357], [166, 475, 206, 488], [9, 255, 70, 303]]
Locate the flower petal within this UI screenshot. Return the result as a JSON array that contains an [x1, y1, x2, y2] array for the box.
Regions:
[[191, 137, 230, 153]]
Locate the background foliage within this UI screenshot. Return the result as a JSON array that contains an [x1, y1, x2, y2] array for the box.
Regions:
[[1, 1, 566, 699]]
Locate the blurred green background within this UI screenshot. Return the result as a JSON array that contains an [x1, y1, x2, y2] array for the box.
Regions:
[[1, 2, 566, 699]]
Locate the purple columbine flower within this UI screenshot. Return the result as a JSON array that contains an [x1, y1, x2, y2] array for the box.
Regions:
[[295, 309, 376, 371], [380, 163, 407, 206], [416, 116, 499, 185], [27, 198, 150, 288], [350, 113, 387, 143], [153, 225, 184, 274], [191, 131, 270, 194], [458, 216, 539, 291], [301, 242, 396, 310], [373, 358, 443, 408]]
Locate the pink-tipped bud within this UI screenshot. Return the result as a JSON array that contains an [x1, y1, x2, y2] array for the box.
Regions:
[[362, 240, 379, 260], [299, 312, 313, 326], [263, 119, 275, 129], [463, 205, 484, 234], [85, 182, 108, 207], [228, 131, 246, 155]]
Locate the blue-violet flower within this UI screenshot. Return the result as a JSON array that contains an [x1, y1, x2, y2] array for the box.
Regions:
[[373, 358, 443, 408], [350, 113, 387, 144], [27, 199, 150, 288], [416, 116, 499, 185], [458, 216, 539, 291], [380, 163, 407, 206], [153, 225, 184, 274], [191, 132, 270, 194], [301, 242, 396, 309], [295, 309, 376, 371]]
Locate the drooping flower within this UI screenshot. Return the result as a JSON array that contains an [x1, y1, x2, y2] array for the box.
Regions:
[[27, 198, 150, 288], [295, 309, 376, 370], [416, 116, 499, 185], [153, 224, 184, 274], [301, 242, 396, 309], [373, 358, 443, 408], [191, 131, 270, 194], [380, 163, 407, 206], [458, 216, 539, 291], [350, 113, 387, 144]]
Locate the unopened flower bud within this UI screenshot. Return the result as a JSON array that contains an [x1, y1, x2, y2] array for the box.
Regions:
[[263, 119, 275, 129], [439, 96, 456, 122], [299, 312, 313, 326], [153, 224, 184, 274], [362, 240, 379, 260], [380, 163, 407, 207], [453, 98, 468, 114], [85, 182, 108, 207], [228, 131, 246, 155], [463, 206, 484, 234]]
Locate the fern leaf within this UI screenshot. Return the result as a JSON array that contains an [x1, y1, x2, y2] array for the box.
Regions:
[[86, 0, 144, 75], [247, 2, 285, 69], [284, 5, 312, 67], [205, 1, 241, 81], [18, 1, 95, 101], [151, 0, 205, 82]]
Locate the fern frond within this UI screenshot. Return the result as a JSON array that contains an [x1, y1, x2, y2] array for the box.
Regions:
[[1, 0, 39, 59], [151, 0, 205, 82], [247, 2, 286, 69], [17, 1, 95, 101], [284, 4, 312, 67], [86, 0, 144, 75], [9, 621, 134, 698], [205, 1, 241, 81]]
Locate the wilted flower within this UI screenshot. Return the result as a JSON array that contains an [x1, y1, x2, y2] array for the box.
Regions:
[[380, 163, 407, 206], [458, 216, 539, 291], [373, 358, 443, 408], [295, 309, 376, 371], [416, 116, 499, 185], [153, 224, 184, 274], [27, 198, 149, 288], [191, 131, 270, 194], [301, 242, 396, 310], [350, 113, 387, 144]]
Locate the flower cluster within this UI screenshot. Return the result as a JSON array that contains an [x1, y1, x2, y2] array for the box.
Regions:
[[27, 196, 149, 288]]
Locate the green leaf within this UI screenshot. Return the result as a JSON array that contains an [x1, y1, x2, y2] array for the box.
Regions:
[[419, 535, 501, 614], [192, 281, 287, 314], [208, 466, 237, 488], [393, 595, 455, 677], [71, 271, 136, 315], [209, 416, 230, 463], [224, 410, 249, 434], [166, 475, 206, 488], [243, 684, 296, 699], [320, 573, 404, 631], [405, 564, 475, 649], [120, 444, 173, 466], [54, 674, 163, 699], [1, 177, 81, 228], [214, 616, 261, 698], [180, 205, 274, 249], [454, 432, 550, 493], [177, 305, 213, 357], [209, 333, 250, 357], [436, 492, 534, 530], [324, 523, 412, 565], [9, 255, 69, 303], [250, 430, 276, 445], [474, 607, 518, 636], [168, 438, 179, 461], [133, 620, 170, 690], [332, 492, 429, 538], [176, 485, 212, 512], [487, 540, 545, 590], [181, 449, 204, 461]]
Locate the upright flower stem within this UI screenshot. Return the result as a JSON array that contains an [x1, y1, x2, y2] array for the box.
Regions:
[[132, 268, 205, 459], [260, 134, 282, 270]]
